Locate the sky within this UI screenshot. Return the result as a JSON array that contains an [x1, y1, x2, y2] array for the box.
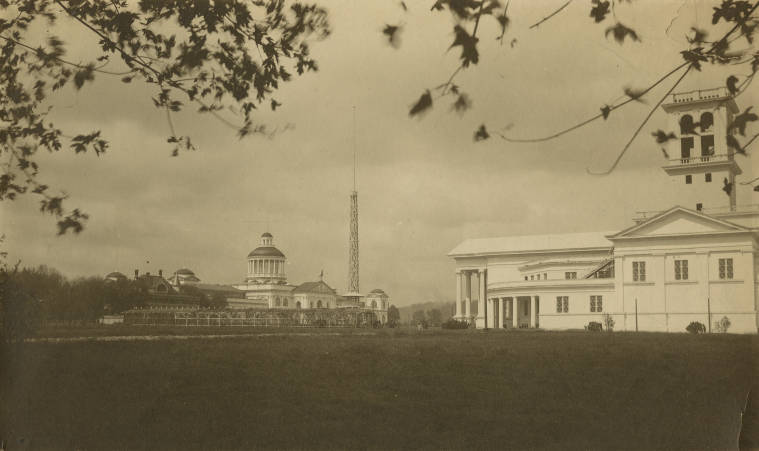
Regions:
[[2, 0, 757, 306]]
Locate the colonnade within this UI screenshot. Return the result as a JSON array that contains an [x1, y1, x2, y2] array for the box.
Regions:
[[487, 296, 539, 329], [248, 259, 285, 275], [455, 269, 486, 327]]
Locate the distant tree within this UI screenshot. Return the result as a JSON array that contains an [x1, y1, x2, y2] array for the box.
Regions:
[[686, 321, 707, 334], [103, 279, 148, 314], [602, 313, 615, 332], [387, 304, 400, 328], [412, 309, 426, 323], [179, 284, 208, 307], [426, 308, 442, 326], [0, 264, 42, 345], [0, 0, 330, 234], [714, 316, 732, 333]]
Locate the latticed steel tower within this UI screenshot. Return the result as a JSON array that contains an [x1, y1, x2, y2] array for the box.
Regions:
[[348, 189, 359, 293]]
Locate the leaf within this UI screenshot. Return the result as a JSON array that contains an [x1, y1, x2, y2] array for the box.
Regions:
[[726, 135, 746, 155], [722, 177, 733, 196], [449, 24, 479, 67], [590, 0, 610, 23], [651, 130, 677, 144], [604, 23, 639, 44], [73, 64, 95, 90], [624, 86, 646, 103], [474, 124, 489, 141], [382, 24, 402, 48], [121, 76, 133, 83], [409, 90, 433, 117], [660, 147, 670, 159], [680, 48, 708, 70], [726, 75, 739, 95], [600, 105, 611, 120], [452, 93, 471, 113], [686, 27, 708, 44], [729, 106, 758, 135], [270, 99, 282, 111]]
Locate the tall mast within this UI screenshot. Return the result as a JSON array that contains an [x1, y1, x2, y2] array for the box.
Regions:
[[348, 106, 359, 294]]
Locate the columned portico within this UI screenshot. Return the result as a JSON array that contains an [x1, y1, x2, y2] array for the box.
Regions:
[[475, 268, 486, 328], [455, 271, 462, 319]]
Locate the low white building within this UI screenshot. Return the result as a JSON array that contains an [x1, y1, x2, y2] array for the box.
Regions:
[[449, 88, 758, 334]]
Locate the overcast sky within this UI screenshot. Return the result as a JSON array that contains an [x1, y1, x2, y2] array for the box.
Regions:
[[2, 0, 756, 306]]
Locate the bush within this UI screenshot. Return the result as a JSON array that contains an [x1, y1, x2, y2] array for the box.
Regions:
[[714, 316, 731, 333], [441, 318, 469, 330], [586, 321, 603, 332], [602, 313, 615, 332], [686, 321, 706, 334]]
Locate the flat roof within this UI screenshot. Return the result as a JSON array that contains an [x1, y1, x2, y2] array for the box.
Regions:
[[449, 231, 615, 257]]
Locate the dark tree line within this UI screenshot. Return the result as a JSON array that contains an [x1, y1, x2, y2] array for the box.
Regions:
[[0, 264, 150, 343]]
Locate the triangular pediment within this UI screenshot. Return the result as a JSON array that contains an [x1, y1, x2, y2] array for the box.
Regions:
[[610, 207, 750, 239]]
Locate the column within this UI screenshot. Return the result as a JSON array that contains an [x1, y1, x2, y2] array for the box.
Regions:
[[476, 269, 486, 328], [493, 298, 499, 328], [513, 298, 519, 328], [455, 271, 462, 319], [530, 296, 537, 328], [464, 271, 471, 320]]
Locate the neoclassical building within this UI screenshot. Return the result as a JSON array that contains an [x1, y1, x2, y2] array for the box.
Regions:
[[450, 87, 758, 333], [232, 232, 390, 321]]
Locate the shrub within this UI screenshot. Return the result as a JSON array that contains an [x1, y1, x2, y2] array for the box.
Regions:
[[441, 318, 469, 330], [602, 313, 615, 332], [586, 321, 603, 332], [686, 321, 706, 334], [714, 316, 731, 333]]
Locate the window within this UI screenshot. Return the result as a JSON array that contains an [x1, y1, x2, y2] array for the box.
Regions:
[[705, 173, 712, 182], [524, 276, 528, 281], [565, 272, 577, 280], [530, 275, 534, 280], [674, 260, 688, 280], [681, 136, 694, 159], [543, 273, 548, 280], [632, 261, 646, 281], [556, 296, 568, 313], [700, 112, 713, 132], [685, 175, 692, 184], [590, 295, 603, 313], [718, 258, 734, 279], [680, 114, 695, 134], [696, 203, 703, 211], [283, 298, 288, 307], [701, 135, 715, 156]]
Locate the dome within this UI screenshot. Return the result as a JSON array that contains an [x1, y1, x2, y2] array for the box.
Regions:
[[175, 268, 196, 276], [261, 232, 273, 238], [248, 246, 285, 258], [369, 288, 386, 295], [105, 271, 127, 280]]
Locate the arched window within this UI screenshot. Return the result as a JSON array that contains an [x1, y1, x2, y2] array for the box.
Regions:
[[275, 297, 281, 307], [371, 300, 377, 308], [700, 112, 713, 132], [283, 298, 288, 307], [317, 300, 323, 308], [296, 301, 301, 309]]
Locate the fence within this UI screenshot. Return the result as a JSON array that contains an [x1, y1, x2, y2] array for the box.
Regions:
[[123, 308, 381, 328]]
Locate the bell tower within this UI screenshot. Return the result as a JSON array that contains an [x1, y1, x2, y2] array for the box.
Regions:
[[660, 87, 741, 212]]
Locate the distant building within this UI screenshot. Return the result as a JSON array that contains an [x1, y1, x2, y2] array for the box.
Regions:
[[449, 88, 758, 333], [233, 232, 389, 322]]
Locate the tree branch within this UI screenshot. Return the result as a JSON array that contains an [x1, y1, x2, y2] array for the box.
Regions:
[[530, 0, 573, 29], [587, 65, 692, 175]]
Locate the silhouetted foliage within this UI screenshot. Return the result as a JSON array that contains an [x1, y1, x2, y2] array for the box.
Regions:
[[0, 0, 330, 233], [441, 317, 469, 329], [586, 321, 603, 332], [686, 321, 707, 334]]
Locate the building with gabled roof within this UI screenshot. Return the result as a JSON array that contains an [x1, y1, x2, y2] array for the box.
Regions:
[[449, 88, 758, 333]]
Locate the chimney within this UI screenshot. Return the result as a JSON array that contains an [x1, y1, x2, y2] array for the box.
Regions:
[[159, 269, 163, 278], [134, 269, 139, 279]]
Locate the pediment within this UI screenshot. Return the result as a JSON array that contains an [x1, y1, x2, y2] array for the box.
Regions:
[[611, 207, 749, 239]]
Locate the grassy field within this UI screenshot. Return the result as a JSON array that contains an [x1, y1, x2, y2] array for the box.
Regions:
[[1, 329, 757, 450]]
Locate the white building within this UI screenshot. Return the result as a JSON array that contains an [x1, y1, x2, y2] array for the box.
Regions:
[[232, 232, 390, 321], [449, 87, 758, 333]]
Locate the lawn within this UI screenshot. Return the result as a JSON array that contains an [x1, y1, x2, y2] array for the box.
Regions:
[[1, 329, 757, 450]]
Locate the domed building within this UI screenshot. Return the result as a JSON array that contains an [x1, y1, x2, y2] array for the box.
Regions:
[[169, 268, 200, 287], [245, 232, 287, 284], [104, 271, 128, 283]]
